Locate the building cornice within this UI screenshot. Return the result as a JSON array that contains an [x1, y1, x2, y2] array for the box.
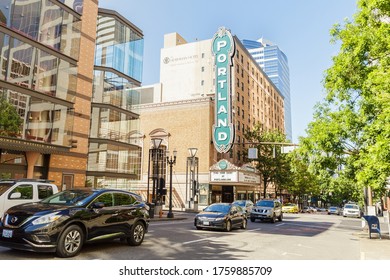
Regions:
[[135, 97, 213, 110]]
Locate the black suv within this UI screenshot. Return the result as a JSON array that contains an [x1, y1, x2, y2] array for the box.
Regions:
[[0, 188, 149, 257]]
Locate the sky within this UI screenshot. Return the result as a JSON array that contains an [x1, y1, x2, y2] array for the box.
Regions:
[[98, 0, 359, 143]]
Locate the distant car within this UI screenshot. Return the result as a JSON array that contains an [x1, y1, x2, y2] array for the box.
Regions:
[[302, 206, 316, 213], [327, 206, 341, 215], [0, 189, 149, 258], [250, 199, 283, 223], [232, 200, 254, 215], [0, 179, 59, 217], [194, 203, 247, 231], [282, 203, 299, 213], [343, 203, 361, 218]]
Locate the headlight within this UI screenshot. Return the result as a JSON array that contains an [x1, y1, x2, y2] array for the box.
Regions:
[[32, 212, 62, 225]]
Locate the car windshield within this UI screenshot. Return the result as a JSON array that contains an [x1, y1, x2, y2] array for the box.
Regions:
[[40, 190, 94, 206], [329, 207, 337, 210], [233, 201, 245, 207], [345, 204, 359, 209], [256, 200, 274, 207], [203, 204, 230, 213]]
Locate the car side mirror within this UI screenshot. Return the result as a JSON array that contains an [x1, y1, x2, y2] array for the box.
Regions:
[[92, 202, 105, 209], [9, 192, 22, 199]]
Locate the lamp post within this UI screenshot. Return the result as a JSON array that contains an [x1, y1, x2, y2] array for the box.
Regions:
[[186, 148, 198, 210], [167, 149, 177, 218], [147, 138, 163, 204]]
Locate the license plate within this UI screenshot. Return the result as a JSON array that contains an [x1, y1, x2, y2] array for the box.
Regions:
[[203, 221, 209, 226], [2, 229, 13, 238]]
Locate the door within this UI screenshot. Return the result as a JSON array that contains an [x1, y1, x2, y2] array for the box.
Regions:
[[222, 186, 234, 203], [62, 174, 74, 191], [4, 184, 34, 214]]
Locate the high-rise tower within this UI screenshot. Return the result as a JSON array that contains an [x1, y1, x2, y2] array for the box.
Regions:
[[243, 38, 292, 140]]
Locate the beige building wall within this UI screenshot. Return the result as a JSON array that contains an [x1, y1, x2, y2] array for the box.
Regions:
[[137, 98, 214, 206]]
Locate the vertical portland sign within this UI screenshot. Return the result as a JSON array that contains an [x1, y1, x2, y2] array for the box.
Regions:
[[212, 27, 235, 153]]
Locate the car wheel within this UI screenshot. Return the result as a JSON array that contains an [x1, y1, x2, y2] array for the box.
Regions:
[[278, 213, 283, 222], [196, 226, 203, 230], [127, 221, 145, 246], [56, 225, 84, 258], [250, 217, 255, 222], [225, 220, 232, 232], [241, 219, 247, 229]]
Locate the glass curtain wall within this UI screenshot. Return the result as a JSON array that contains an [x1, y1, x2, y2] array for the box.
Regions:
[[88, 12, 144, 190], [0, 0, 81, 147]]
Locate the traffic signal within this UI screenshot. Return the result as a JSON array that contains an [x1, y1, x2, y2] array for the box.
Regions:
[[192, 180, 198, 196], [69, 139, 78, 148], [158, 178, 166, 196]]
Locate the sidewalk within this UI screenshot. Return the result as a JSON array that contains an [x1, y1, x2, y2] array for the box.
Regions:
[[149, 209, 197, 222], [358, 215, 390, 240]]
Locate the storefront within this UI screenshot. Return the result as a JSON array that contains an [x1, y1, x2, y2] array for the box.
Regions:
[[206, 159, 261, 205]]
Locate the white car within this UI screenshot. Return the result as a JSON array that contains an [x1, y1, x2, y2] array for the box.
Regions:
[[343, 204, 361, 218], [0, 179, 59, 217]]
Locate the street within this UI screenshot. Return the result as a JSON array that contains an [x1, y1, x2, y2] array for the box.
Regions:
[[0, 212, 389, 260]]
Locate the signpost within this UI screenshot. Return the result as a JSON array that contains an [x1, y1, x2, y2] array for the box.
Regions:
[[212, 27, 235, 154]]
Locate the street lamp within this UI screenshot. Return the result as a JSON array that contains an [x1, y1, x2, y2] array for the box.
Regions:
[[167, 149, 177, 218], [186, 148, 198, 210]]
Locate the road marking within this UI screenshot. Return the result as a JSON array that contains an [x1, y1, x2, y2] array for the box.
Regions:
[[297, 243, 314, 249], [247, 228, 262, 232], [275, 223, 285, 227], [182, 237, 214, 245], [282, 252, 303, 257]]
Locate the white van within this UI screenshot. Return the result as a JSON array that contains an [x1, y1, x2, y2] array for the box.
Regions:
[[0, 179, 59, 217]]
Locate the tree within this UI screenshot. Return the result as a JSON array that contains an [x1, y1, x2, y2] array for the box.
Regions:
[[244, 124, 291, 198], [0, 94, 22, 137], [286, 151, 321, 206], [299, 0, 390, 206]]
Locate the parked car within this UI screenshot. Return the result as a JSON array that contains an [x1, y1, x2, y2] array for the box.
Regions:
[[327, 206, 341, 215], [302, 206, 316, 213], [194, 203, 247, 231], [343, 203, 361, 218], [0, 188, 149, 258], [0, 179, 59, 217], [282, 203, 299, 213], [232, 200, 254, 215], [250, 199, 283, 223]]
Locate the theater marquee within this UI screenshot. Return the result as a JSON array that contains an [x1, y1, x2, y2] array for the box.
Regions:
[[211, 27, 235, 153]]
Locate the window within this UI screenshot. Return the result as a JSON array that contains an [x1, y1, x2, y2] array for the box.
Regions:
[[94, 193, 113, 207], [9, 184, 33, 200], [38, 185, 54, 199], [201, 66, 204, 72], [114, 193, 136, 206]]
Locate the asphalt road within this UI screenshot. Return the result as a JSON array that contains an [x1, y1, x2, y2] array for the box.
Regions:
[[0, 212, 389, 260]]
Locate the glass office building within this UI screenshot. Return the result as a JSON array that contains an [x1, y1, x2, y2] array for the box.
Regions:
[[0, 0, 88, 183], [86, 9, 144, 189], [242, 38, 292, 140]]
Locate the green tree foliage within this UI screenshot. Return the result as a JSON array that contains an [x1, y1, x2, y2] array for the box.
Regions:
[[0, 94, 22, 137], [244, 124, 292, 198], [286, 152, 321, 205], [299, 0, 390, 204]]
